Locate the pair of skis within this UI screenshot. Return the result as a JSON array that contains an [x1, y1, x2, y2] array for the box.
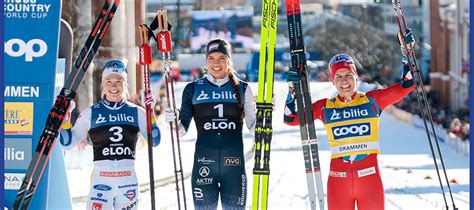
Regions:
[[285, 0, 325, 209], [138, 11, 187, 210], [12, 1, 120, 209], [251, 0, 278, 208], [252, 0, 324, 209]]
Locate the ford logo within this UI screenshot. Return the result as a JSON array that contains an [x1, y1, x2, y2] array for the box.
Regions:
[[93, 184, 112, 191]]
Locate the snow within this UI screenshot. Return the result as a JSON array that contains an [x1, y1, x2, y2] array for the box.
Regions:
[[67, 81, 470, 209]]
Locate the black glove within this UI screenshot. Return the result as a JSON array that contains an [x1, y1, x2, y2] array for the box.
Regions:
[[287, 67, 301, 83], [398, 28, 416, 65], [400, 64, 414, 88], [284, 87, 297, 123]]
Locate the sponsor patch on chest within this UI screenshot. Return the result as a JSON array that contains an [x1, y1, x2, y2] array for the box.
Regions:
[[332, 122, 371, 140], [95, 113, 135, 124], [329, 108, 370, 121], [329, 170, 347, 178], [357, 166, 376, 178], [196, 90, 236, 101]]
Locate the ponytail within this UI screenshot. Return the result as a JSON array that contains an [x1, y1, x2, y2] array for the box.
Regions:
[[227, 61, 244, 118]]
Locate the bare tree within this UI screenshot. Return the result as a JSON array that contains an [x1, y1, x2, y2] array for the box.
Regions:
[[305, 13, 401, 85]]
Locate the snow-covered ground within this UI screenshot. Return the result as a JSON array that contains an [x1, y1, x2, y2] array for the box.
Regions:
[[67, 81, 470, 209]]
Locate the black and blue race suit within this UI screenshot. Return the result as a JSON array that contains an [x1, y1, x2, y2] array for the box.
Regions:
[[60, 99, 160, 210], [178, 75, 256, 209]]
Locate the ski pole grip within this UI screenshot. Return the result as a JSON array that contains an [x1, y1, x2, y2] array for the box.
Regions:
[[137, 25, 152, 65], [157, 31, 172, 53], [139, 45, 152, 65]]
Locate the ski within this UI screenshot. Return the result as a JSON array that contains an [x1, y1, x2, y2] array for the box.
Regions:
[[138, 24, 157, 210], [156, 10, 188, 210], [251, 0, 278, 209], [285, 0, 324, 209], [13, 1, 120, 209]]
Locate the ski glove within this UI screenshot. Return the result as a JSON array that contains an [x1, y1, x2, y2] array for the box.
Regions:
[[287, 67, 301, 83], [398, 28, 415, 65], [284, 86, 297, 123], [65, 100, 75, 121], [164, 107, 179, 124], [400, 64, 414, 89], [143, 91, 156, 106], [61, 100, 75, 129]]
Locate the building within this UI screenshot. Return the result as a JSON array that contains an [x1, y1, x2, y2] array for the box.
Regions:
[[430, 0, 470, 111]]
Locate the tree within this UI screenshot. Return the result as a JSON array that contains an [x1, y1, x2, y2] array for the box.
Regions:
[[304, 13, 401, 85]]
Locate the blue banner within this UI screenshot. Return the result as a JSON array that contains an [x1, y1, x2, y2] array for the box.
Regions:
[[1, 0, 5, 207], [3, 0, 67, 209]]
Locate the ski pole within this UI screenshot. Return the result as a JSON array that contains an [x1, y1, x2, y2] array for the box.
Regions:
[[392, 1, 457, 209], [138, 24, 157, 210], [156, 10, 188, 210]]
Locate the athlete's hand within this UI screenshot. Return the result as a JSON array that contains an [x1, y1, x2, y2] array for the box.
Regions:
[[61, 100, 75, 129], [284, 87, 297, 123], [164, 107, 178, 124], [400, 64, 414, 88], [64, 100, 75, 121], [144, 91, 156, 106], [287, 67, 301, 83], [285, 87, 296, 114], [403, 28, 415, 47], [398, 28, 415, 66]]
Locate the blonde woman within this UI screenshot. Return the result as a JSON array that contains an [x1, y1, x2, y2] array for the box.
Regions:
[[60, 60, 160, 210]]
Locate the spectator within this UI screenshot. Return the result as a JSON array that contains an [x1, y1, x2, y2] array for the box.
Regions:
[[448, 118, 463, 139], [461, 121, 470, 141]]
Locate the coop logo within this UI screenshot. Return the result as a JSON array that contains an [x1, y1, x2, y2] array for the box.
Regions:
[[5, 173, 25, 190], [332, 123, 370, 140], [4, 38, 48, 62]]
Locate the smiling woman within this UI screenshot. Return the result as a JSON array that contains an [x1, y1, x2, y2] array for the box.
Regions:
[[101, 60, 130, 102], [58, 60, 162, 210], [284, 34, 416, 210], [164, 38, 257, 209]]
